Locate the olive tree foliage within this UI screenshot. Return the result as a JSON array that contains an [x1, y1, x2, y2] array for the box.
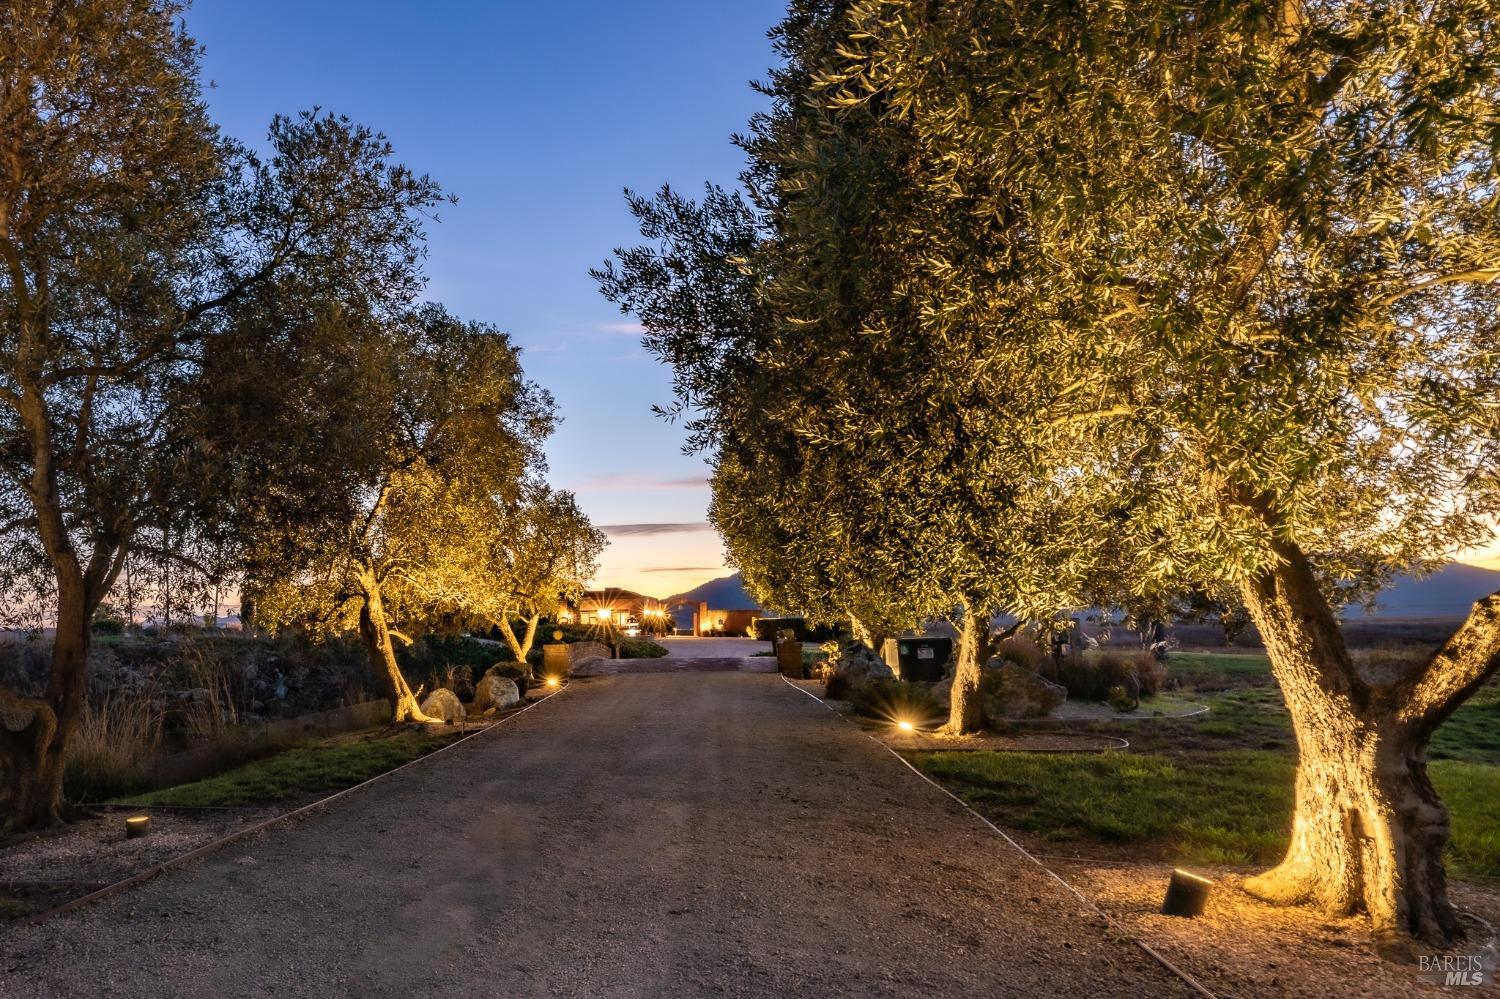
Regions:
[[240, 305, 556, 722], [813, 0, 1500, 946], [597, 4, 1097, 732], [470, 483, 605, 664], [0, 1, 448, 830]]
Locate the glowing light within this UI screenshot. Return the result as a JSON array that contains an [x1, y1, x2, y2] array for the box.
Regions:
[[896, 719, 915, 732], [546, 676, 561, 688], [125, 815, 151, 838], [596, 608, 612, 622]]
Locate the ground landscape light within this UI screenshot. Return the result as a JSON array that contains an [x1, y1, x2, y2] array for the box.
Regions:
[[125, 815, 151, 839], [546, 676, 560, 687], [1161, 869, 1213, 917], [896, 719, 915, 732]]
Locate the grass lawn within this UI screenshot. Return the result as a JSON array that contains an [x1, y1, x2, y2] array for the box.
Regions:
[[114, 727, 461, 808], [912, 749, 1500, 877], [910, 649, 1500, 880]]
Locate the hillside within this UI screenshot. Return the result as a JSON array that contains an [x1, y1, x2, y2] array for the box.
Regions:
[[668, 573, 760, 610], [660, 564, 1500, 620], [1369, 562, 1500, 617]]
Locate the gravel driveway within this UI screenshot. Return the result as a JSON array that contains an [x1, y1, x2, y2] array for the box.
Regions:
[[654, 636, 770, 658], [0, 672, 1186, 998]]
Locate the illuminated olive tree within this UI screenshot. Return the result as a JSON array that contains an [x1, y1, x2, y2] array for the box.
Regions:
[[241, 305, 555, 722], [0, 1, 444, 829], [596, 74, 1075, 734], [818, 0, 1500, 946], [475, 482, 605, 663]]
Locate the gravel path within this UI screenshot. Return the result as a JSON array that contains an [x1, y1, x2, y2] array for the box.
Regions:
[[0, 672, 1187, 998], [572, 656, 775, 676], [654, 636, 770, 658]]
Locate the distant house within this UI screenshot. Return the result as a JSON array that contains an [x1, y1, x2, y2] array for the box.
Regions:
[[666, 572, 764, 636], [665, 601, 761, 637], [560, 588, 668, 633]]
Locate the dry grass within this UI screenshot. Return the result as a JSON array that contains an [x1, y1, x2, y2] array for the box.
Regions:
[[65, 695, 164, 801], [173, 641, 241, 741]]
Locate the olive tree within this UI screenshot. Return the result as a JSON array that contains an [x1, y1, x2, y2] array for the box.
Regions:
[[0, 1, 444, 829], [820, 0, 1500, 946], [474, 482, 605, 663], [239, 305, 555, 721], [596, 37, 1077, 733]]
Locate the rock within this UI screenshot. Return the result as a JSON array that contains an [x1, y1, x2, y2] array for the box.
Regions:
[[473, 672, 521, 713], [833, 640, 894, 682], [981, 660, 1066, 722], [929, 674, 954, 710], [420, 687, 466, 724]]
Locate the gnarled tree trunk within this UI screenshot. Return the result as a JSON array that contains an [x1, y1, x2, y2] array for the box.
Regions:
[[0, 581, 91, 832], [1240, 540, 1500, 949], [355, 570, 432, 723], [496, 611, 541, 664], [941, 598, 984, 735]]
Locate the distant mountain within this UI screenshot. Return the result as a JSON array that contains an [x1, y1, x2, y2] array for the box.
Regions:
[[668, 572, 761, 610], [659, 564, 1500, 619], [1367, 563, 1500, 617]]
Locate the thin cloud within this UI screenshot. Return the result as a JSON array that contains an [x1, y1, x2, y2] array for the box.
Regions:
[[577, 473, 709, 492], [641, 565, 725, 573], [593, 320, 646, 336], [600, 522, 712, 537]]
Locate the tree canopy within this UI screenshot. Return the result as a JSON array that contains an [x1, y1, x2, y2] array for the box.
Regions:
[[602, 0, 1500, 946]]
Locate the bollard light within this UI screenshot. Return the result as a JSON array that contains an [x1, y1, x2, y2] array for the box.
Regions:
[[1160, 869, 1212, 917], [125, 815, 151, 839]]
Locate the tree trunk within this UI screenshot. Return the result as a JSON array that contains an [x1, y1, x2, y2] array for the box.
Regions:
[[0, 583, 88, 831], [496, 612, 541, 663], [355, 571, 432, 723], [941, 599, 984, 736], [1239, 540, 1500, 950], [849, 614, 874, 650], [0, 685, 61, 833]]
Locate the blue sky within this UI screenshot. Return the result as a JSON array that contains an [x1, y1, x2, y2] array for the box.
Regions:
[[184, 0, 787, 597]]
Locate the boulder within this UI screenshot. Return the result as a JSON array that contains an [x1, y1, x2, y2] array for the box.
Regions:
[[420, 687, 466, 724], [929, 673, 954, 710], [833, 639, 894, 682], [981, 660, 1066, 722], [473, 671, 521, 713]]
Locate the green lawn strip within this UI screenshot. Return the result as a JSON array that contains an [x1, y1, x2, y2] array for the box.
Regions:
[[1167, 651, 1274, 691], [1165, 651, 1500, 765], [113, 728, 459, 808], [909, 749, 1500, 878]]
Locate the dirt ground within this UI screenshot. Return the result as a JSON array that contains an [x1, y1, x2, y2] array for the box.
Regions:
[[1056, 861, 1500, 997], [0, 670, 1189, 998]]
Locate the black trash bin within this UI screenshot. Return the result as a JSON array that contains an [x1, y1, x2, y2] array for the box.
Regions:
[[882, 637, 952, 682]]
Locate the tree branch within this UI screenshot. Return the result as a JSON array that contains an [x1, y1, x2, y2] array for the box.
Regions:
[[1371, 268, 1500, 312], [1397, 590, 1500, 733]]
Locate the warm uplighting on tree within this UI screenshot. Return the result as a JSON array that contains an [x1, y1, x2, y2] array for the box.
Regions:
[[597, 0, 1500, 951]]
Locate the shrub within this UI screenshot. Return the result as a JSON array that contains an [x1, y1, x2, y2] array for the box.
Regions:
[[1056, 650, 1166, 702], [825, 672, 852, 700], [616, 636, 668, 659], [848, 678, 942, 723], [399, 634, 498, 673], [90, 611, 125, 635], [752, 617, 841, 642], [1134, 653, 1167, 696], [1107, 684, 1139, 712], [994, 635, 1045, 672]]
